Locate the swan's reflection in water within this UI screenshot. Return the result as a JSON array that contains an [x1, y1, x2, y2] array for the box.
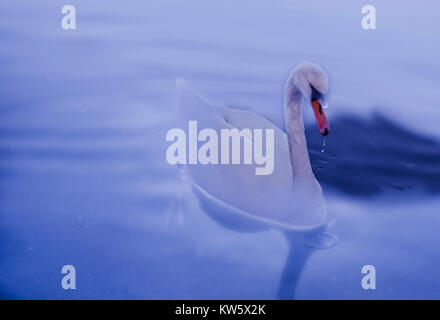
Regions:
[[189, 179, 338, 299], [277, 230, 338, 299], [277, 232, 315, 299]]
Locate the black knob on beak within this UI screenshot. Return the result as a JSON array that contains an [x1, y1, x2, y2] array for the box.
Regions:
[[322, 127, 329, 136]]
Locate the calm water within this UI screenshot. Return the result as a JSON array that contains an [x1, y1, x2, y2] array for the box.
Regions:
[[1, 0, 440, 299]]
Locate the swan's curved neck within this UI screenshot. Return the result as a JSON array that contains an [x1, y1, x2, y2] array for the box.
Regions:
[[284, 86, 314, 181]]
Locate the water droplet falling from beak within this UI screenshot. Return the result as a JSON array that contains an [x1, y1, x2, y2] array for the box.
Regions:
[[321, 136, 326, 153]]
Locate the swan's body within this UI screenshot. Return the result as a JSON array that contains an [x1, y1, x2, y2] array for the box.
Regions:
[[176, 62, 329, 232]]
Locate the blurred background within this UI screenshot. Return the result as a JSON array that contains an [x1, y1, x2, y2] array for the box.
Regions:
[[0, 0, 440, 299]]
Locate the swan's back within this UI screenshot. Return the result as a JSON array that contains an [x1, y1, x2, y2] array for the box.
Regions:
[[175, 79, 326, 231]]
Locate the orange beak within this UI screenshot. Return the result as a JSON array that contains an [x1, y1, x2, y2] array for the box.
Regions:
[[311, 100, 330, 136]]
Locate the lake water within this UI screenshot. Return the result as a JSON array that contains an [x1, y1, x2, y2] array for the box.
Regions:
[[1, 0, 440, 299]]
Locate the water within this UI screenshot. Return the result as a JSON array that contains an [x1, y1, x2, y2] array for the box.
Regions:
[[300, 232, 338, 250], [1, 0, 440, 299]]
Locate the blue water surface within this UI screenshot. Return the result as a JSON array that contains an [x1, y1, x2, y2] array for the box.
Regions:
[[1, 0, 440, 299]]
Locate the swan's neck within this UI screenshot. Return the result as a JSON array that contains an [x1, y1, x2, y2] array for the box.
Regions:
[[284, 87, 314, 181]]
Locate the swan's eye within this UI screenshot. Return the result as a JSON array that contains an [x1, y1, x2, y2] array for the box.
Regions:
[[310, 84, 322, 103]]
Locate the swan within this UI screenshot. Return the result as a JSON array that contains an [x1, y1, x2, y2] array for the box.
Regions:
[[174, 62, 332, 299]]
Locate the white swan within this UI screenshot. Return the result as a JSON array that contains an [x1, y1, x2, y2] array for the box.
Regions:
[[174, 62, 332, 299], [175, 62, 330, 233]]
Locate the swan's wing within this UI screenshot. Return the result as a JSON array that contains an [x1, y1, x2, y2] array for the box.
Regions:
[[307, 113, 440, 197], [176, 79, 325, 229]]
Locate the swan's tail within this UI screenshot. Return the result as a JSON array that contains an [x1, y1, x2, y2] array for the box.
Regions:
[[175, 77, 192, 96], [175, 78, 225, 128], [175, 78, 205, 109]]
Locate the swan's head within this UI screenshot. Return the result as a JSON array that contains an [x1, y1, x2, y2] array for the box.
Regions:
[[286, 62, 330, 136]]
